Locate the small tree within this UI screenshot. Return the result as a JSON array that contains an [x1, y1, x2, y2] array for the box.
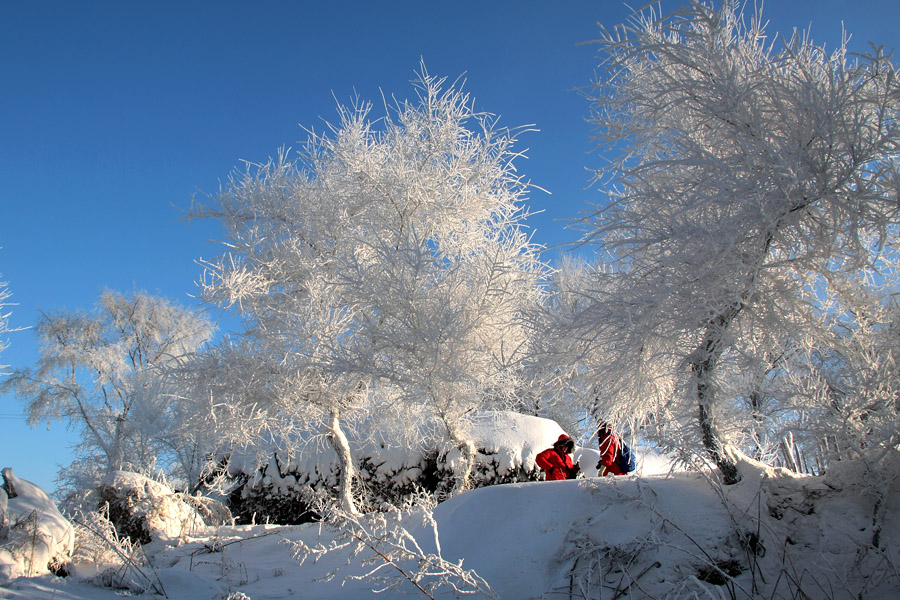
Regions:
[[192, 67, 543, 509], [0, 275, 12, 372], [577, 1, 900, 482], [2, 290, 213, 486]]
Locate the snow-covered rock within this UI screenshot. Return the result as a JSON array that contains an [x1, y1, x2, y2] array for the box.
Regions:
[[0, 467, 74, 581]]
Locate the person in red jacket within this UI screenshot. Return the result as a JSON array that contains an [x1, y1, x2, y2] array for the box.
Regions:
[[596, 422, 625, 476], [536, 434, 581, 481]]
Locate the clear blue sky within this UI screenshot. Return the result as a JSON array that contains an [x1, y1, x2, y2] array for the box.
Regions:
[[2, 1, 898, 494]]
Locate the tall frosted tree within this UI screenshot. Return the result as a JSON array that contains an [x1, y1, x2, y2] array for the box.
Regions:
[[2, 290, 213, 486], [577, 1, 900, 482], [193, 68, 543, 511]]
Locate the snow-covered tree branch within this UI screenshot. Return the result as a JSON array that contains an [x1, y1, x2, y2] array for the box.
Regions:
[[0, 274, 19, 375]]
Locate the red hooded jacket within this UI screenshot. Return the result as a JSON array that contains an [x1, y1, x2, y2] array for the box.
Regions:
[[536, 435, 579, 480], [597, 429, 625, 476]]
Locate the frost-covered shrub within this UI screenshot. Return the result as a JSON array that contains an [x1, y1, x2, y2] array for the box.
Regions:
[[221, 454, 323, 525], [0, 467, 74, 581], [69, 505, 139, 575], [68, 506, 169, 595], [215, 411, 568, 524], [96, 471, 228, 544], [217, 440, 432, 525]]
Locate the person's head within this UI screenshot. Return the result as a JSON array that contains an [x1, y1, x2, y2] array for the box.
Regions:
[[597, 420, 615, 437], [554, 434, 575, 454]]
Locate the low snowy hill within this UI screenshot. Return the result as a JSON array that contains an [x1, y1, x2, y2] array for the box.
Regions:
[[2, 451, 898, 599]]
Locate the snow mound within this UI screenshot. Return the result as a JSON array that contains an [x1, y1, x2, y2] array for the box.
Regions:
[[0, 467, 74, 581], [423, 475, 734, 598], [465, 410, 565, 472], [427, 465, 900, 599]]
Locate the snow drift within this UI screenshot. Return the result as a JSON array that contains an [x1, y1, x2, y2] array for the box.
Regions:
[[0, 467, 74, 581]]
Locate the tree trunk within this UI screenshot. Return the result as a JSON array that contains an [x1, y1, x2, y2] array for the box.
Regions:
[[780, 433, 800, 473], [109, 414, 126, 473], [872, 488, 889, 549], [444, 418, 475, 496], [452, 438, 476, 496], [327, 408, 359, 516], [689, 304, 742, 484]]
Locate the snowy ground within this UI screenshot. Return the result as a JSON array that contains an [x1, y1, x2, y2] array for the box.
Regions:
[[2, 445, 897, 600]]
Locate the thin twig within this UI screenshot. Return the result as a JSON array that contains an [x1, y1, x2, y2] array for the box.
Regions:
[[350, 530, 436, 600]]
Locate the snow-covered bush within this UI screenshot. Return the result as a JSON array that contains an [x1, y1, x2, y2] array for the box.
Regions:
[[0, 467, 74, 581], [96, 471, 230, 544], [213, 411, 570, 524], [452, 411, 568, 489]]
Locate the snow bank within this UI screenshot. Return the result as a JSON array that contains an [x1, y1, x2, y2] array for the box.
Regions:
[[0, 467, 74, 581], [3, 458, 899, 599], [424, 475, 733, 598]]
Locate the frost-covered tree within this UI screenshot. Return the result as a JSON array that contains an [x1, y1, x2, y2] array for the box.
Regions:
[[0, 275, 12, 372], [338, 166, 544, 494], [192, 68, 543, 509], [2, 290, 213, 486], [522, 257, 609, 435], [778, 254, 900, 470], [577, 1, 900, 482]]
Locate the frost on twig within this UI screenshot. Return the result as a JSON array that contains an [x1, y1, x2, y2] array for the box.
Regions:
[[288, 491, 496, 599], [70, 506, 167, 597]]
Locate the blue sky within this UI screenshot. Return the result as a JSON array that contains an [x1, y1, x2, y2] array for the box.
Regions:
[[2, 1, 899, 494]]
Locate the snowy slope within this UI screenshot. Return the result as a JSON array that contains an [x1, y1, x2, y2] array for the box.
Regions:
[[3, 455, 897, 599], [2, 415, 898, 600]]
